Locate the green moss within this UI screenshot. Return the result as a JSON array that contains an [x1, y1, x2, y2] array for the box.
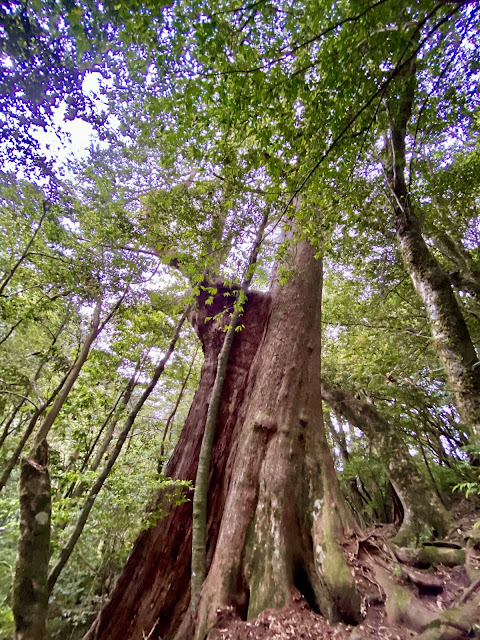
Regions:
[[388, 584, 411, 616], [418, 546, 465, 567], [393, 520, 432, 547], [321, 541, 361, 624]]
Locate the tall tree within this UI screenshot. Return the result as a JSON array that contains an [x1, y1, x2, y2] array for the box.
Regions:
[[383, 56, 480, 443], [4, 1, 480, 638], [86, 228, 363, 640], [321, 378, 451, 545], [81, 1, 480, 639]]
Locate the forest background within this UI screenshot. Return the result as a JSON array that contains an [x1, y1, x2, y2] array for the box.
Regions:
[[0, 0, 479, 639]]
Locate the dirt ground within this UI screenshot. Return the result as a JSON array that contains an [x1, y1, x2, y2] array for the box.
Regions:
[[208, 504, 480, 640]]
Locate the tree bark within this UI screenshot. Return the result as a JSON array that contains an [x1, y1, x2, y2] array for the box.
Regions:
[[321, 379, 452, 545], [12, 440, 51, 640], [191, 208, 268, 610], [385, 59, 480, 443], [85, 240, 362, 640]]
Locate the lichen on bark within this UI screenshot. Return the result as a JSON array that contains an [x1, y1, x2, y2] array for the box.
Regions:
[[12, 440, 51, 640]]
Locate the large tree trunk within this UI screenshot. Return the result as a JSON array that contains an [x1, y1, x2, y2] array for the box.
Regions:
[[84, 283, 273, 640], [321, 379, 452, 546], [385, 59, 480, 443], [85, 241, 361, 640]]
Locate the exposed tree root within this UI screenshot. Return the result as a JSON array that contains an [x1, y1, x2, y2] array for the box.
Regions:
[[392, 544, 466, 568], [415, 600, 480, 640], [372, 563, 435, 632], [363, 531, 480, 640], [181, 527, 478, 640], [401, 567, 444, 592]]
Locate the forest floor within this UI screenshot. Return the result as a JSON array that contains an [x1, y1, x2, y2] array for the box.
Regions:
[[209, 503, 480, 640]]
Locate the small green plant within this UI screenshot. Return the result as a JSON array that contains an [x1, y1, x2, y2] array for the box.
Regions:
[[453, 481, 480, 499], [0, 605, 14, 640]]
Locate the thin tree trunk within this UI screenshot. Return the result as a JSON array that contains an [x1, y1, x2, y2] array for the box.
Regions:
[[33, 317, 69, 385], [66, 364, 142, 500], [89, 372, 140, 473], [158, 344, 199, 468], [0, 363, 74, 492], [62, 385, 125, 500], [0, 202, 48, 298], [325, 412, 369, 526], [0, 317, 24, 347], [32, 298, 102, 447], [84, 283, 273, 640], [48, 305, 190, 592], [418, 437, 447, 508], [11, 294, 120, 637], [78, 385, 126, 475], [0, 317, 70, 453], [385, 58, 480, 442], [12, 440, 51, 640], [325, 412, 350, 462], [321, 378, 452, 545], [0, 399, 26, 450], [191, 209, 268, 609]]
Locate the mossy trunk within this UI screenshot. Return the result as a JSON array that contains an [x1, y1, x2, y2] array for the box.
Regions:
[[12, 440, 51, 640], [85, 241, 361, 640], [321, 380, 452, 545]]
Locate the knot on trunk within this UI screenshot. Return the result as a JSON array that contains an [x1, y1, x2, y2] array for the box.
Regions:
[[253, 412, 277, 437]]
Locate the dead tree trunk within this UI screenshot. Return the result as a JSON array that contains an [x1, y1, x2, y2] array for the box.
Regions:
[[85, 241, 361, 640]]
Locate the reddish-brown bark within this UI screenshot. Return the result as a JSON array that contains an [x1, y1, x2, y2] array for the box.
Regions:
[[86, 243, 361, 640], [85, 284, 272, 640]]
